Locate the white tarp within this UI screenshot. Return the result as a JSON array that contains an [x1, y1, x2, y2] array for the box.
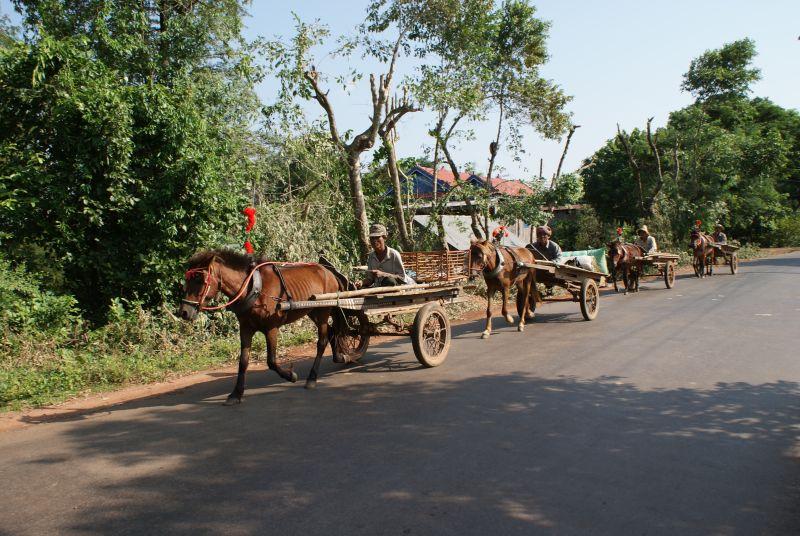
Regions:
[[413, 215, 527, 250]]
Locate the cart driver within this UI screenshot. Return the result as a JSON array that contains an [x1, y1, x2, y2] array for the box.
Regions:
[[528, 225, 563, 263], [713, 224, 727, 245], [634, 224, 658, 255], [359, 223, 414, 288]]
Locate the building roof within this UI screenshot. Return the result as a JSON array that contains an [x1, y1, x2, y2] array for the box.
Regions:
[[412, 215, 527, 250], [414, 166, 534, 197]]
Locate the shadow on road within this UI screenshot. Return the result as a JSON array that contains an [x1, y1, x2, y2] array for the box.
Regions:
[[24, 364, 800, 535]]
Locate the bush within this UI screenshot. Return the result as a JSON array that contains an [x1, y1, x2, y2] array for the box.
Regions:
[[0, 257, 80, 338], [773, 213, 800, 247]]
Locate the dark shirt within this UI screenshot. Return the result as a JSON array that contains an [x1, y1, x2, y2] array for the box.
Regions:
[[713, 232, 727, 244]]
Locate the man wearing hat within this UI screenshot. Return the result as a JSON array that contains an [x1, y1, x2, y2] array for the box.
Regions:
[[528, 225, 563, 263], [360, 223, 413, 288], [713, 224, 727, 245], [634, 224, 658, 255]]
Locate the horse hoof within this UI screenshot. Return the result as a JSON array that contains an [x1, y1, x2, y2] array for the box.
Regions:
[[517, 325, 525, 332], [526, 313, 535, 321], [304, 379, 317, 390], [481, 331, 490, 339], [223, 396, 242, 406], [504, 315, 514, 324], [289, 371, 298, 383], [332, 355, 345, 364]]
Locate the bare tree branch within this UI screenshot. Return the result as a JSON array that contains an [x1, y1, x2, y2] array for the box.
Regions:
[[303, 69, 342, 147], [617, 123, 646, 215], [553, 124, 580, 187]]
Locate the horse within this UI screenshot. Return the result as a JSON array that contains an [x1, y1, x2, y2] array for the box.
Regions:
[[607, 241, 644, 294], [467, 239, 537, 339], [178, 249, 346, 404], [689, 229, 715, 278]]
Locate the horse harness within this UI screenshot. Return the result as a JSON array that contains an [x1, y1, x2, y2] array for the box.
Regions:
[[484, 245, 528, 280], [183, 258, 298, 314]]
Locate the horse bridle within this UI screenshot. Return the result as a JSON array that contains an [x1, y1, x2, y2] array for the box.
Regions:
[[182, 258, 266, 313]]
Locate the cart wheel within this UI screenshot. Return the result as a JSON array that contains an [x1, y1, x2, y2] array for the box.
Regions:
[[730, 253, 738, 275], [335, 311, 370, 363], [579, 279, 600, 321], [664, 262, 676, 289], [411, 303, 451, 368]]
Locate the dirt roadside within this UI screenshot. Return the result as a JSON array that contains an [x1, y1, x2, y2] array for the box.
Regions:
[[2, 248, 796, 433]]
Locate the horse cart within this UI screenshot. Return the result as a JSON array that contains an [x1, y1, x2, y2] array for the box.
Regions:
[[713, 243, 739, 274], [638, 252, 681, 288], [276, 251, 469, 367], [523, 259, 606, 321]]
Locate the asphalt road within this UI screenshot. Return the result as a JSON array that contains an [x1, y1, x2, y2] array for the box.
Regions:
[[2, 253, 800, 535]]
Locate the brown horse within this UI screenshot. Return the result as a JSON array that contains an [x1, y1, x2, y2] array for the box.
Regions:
[[607, 241, 643, 294], [690, 230, 715, 278], [178, 249, 345, 404], [468, 240, 537, 339]]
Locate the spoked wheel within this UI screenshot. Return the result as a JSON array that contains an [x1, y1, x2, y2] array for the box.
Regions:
[[730, 253, 738, 275], [579, 278, 600, 321], [664, 262, 676, 289], [411, 303, 451, 367], [334, 311, 371, 363]]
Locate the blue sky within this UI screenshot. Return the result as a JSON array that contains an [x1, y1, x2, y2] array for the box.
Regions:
[[3, 0, 799, 182]]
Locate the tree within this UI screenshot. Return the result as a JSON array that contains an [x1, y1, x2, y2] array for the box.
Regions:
[[264, 16, 418, 260], [681, 38, 761, 101], [412, 0, 571, 238], [1, 1, 260, 318]]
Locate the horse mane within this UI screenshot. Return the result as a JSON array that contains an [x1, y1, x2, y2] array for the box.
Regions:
[[187, 248, 268, 271]]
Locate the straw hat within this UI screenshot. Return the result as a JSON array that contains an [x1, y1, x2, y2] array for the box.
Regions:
[[368, 223, 388, 238]]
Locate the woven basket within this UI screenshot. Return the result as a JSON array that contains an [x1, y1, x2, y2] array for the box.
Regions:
[[401, 250, 470, 282]]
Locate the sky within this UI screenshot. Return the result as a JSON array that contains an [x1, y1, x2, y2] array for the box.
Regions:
[[3, 0, 799, 182]]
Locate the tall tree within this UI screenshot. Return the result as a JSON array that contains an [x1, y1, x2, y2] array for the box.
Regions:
[[1, 1, 260, 318], [681, 38, 761, 101]]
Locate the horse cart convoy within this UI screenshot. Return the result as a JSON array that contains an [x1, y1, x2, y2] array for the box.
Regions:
[[179, 212, 740, 404]]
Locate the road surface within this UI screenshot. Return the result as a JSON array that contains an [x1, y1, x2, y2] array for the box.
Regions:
[[2, 253, 799, 535]]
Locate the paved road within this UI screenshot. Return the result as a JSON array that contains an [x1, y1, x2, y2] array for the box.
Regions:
[[2, 253, 800, 535]]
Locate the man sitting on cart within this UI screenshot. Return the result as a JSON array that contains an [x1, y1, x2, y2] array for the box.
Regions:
[[359, 223, 414, 288], [634, 224, 658, 255], [713, 224, 727, 244], [527, 225, 563, 263]]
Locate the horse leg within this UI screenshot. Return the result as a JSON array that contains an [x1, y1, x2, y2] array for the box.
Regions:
[[517, 277, 531, 332], [501, 285, 514, 325], [482, 287, 497, 339], [305, 310, 330, 390], [266, 327, 298, 383], [225, 328, 254, 405], [622, 265, 630, 295]]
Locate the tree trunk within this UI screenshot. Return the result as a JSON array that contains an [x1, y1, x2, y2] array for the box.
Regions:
[[484, 99, 505, 233], [382, 134, 412, 250], [347, 153, 371, 259]]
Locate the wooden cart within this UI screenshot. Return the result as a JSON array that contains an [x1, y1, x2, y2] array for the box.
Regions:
[[277, 251, 470, 367], [713, 243, 740, 274], [636, 252, 681, 289], [522, 259, 606, 321]]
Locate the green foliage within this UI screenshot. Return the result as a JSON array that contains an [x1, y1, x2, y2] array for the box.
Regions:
[[0, 257, 80, 337], [1, 2, 260, 319], [773, 213, 800, 247], [583, 40, 795, 249], [681, 38, 760, 100]]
